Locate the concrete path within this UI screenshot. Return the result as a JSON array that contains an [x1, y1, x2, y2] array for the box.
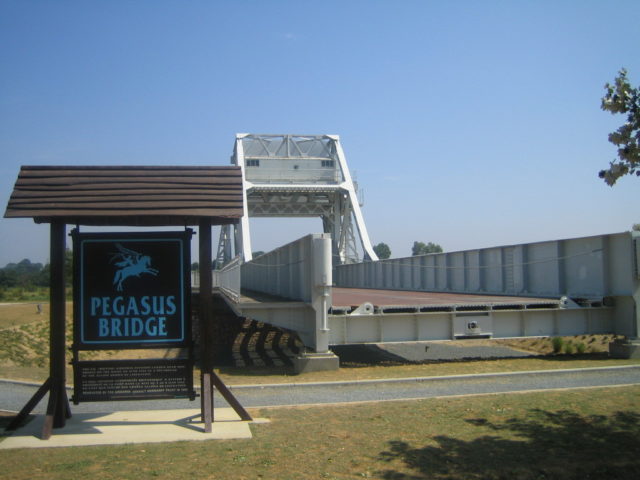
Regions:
[[0, 408, 267, 450]]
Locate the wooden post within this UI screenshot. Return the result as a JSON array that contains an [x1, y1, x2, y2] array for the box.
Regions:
[[211, 371, 252, 421], [6, 221, 71, 434], [198, 218, 214, 432], [42, 220, 71, 439]]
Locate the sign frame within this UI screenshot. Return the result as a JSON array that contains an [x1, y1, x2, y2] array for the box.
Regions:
[[72, 230, 193, 350]]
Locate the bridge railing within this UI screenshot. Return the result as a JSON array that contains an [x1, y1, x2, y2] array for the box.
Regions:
[[334, 232, 635, 299], [334, 232, 639, 338], [241, 234, 326, 302], [213, 255, 242, 302], [241, 233, 333, 352]]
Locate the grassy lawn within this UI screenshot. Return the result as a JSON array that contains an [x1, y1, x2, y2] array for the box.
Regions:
[[1, 385, 639, 479]]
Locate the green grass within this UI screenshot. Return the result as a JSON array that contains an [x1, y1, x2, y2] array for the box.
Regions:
[[0, 287, 50, 303], [0, 287, 72, 303], [1, 386, 639, 479]]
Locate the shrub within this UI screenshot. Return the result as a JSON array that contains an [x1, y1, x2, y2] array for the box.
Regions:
[[564, 342, 575, 355], [552, 337, 564, 353], [576, 342, 587, 354]]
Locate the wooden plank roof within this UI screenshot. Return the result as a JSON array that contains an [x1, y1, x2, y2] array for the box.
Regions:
[[4, 165, 244, 226]]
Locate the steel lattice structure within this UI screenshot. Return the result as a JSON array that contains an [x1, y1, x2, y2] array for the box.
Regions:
[[216, 134, 378, 266]]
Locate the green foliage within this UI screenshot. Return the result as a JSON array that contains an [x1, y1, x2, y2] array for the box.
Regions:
[[564, 342, 576, 355], [64, 248, 73, 286], [576, 342, 587, 354], [0, 287, 50, 302], [0, 250, 73, 293], [0, 259, 45, 288], [600, 68, 640, 185], [552, 336, 564, 353], [373, 242, 391, 259], [411, 241, 443, 256]]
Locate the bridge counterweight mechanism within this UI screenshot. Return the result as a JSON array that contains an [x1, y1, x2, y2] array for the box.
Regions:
[[216, 134, 378, 267]]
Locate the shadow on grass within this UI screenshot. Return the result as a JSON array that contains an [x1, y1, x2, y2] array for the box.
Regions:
[[333, 344, 619, 369], [378, 409, 640, 479], [332, 344, 410, 367], [534, 352, 613, 362]]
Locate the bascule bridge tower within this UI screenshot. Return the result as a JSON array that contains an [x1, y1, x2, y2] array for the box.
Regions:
[[216, 134, 378, 266]]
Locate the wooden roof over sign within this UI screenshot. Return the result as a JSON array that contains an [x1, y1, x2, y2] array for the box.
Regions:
[[3, 165, 244, 226]]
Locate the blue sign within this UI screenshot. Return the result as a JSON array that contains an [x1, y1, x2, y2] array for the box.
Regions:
[[73, 231, 192, 349]]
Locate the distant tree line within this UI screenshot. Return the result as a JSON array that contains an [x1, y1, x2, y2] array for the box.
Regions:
[[411, 241, 443, 256], [0, 250, 73, 290], [0, 259, 49, 289], [372, 241, 443, 260]]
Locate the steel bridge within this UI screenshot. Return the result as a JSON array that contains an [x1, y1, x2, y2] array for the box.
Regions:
[[205, 134, 640, 371], [216, 134, 378, 266]]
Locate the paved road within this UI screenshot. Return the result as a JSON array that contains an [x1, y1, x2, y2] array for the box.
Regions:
[[2, 365, 639, 414]]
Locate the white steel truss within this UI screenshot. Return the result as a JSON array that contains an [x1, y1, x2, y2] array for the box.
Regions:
[[216, 134, 378, 266]]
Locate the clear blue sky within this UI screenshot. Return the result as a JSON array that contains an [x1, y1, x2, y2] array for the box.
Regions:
[[1, 0, 639, 266]]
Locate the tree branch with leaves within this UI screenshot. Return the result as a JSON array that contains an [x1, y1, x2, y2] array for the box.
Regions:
[[599, 68, 640, 186]]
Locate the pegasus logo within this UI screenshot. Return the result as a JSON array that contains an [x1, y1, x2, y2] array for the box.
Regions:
[[111, 243, 159, 291]]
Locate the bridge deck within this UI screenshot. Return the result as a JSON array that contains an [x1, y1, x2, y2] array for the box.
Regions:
[[331, 287, 560, 312], [235, 287, 562, 312]]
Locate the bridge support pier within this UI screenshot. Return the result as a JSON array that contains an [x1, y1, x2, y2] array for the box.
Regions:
[[293, 351, 340, 373]]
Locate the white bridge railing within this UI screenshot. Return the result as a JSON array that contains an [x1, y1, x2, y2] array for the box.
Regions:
[[212, 255, 242, 302], [242, 234, 324, 302], [335, 232, 635, 299], [334, 231, 639, 338], [196, 234, 333, 352], [240, 234, 333, 352], [198, 234, 333, 352]]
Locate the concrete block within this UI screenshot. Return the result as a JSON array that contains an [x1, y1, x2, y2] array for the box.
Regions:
[[293, 352, 340, 373], [609, 340, 640, 359]]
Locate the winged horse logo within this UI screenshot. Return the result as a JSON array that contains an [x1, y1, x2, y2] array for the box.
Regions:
[[111, 243, 159, 291]]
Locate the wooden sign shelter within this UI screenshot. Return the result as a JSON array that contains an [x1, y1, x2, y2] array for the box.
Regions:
[[3, 165, 251, 438]]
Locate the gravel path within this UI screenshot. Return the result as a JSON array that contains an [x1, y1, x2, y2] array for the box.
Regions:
[[3, 366, 639, 414]]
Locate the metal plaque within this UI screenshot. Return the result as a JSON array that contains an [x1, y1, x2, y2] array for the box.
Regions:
[[73, 359, 196, 403]]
